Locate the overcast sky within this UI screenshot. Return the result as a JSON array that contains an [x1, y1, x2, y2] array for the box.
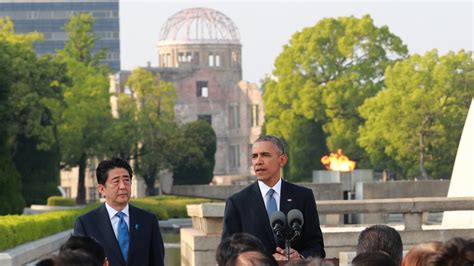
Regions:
[[120, 0, 473, 85]]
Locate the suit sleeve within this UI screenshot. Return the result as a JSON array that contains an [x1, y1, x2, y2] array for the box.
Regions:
[[149, 215, 165, 266], [300, 190, 325, 259], [221, 196, 242, 241]]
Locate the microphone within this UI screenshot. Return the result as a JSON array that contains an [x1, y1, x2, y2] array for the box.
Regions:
[[287, 209, 304, 238], [269, 211, 286, 240]]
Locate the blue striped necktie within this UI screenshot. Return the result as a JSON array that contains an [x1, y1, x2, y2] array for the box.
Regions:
[[266, 189, 277, 217], [116, 211, 129, 262]]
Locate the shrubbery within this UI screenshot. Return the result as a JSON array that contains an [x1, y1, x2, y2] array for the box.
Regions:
[[47, 196, 76, 206], [0, 195, 217, 251], [130, 195, 219, 220], [0, 204, 97, 251]]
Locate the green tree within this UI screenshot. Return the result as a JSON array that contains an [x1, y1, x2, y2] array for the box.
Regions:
[[285, 118, 329, 182], [171, 120, 217, 185], [57, 13, 111, 204], [264, 15, 408, 169], [1, 17, 67, 206], [358, 50, 474, 179], [0, 38, 25, 214], [125, 68, 177, 195]]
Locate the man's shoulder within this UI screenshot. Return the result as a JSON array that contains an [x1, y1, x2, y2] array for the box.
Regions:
[[284, 180, 313, 195], [129, 204, 156, 219], [229, 182, 257, 200], [77, 204, 104, 219]]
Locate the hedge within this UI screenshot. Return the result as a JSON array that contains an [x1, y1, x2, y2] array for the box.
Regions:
[[47, 196, 76, 206], [0, 204, 97, 251], [130, 195, 220, 220], [0, 195, 218, 251]]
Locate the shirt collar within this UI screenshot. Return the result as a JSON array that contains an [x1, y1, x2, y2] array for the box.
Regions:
[[105, 202, 129, 219], [258, 177, 282, 197]]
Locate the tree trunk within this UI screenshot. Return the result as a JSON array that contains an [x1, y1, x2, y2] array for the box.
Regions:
[[76, 153, 87, 205], [144, 173, 156, 196], [419, 133, 431, 180]]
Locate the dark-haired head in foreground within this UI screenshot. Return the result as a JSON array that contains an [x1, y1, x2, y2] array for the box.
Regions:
[[36, 250, 101, 266], [432, 237, 474, 266], [356, 224, 403, 265], [352, 251, 396, 266], [216, 233, 277, 266], [60, 235, 107, 266]]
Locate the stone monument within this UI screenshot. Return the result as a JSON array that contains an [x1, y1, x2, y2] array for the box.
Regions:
[[443, 99, 474, 226]]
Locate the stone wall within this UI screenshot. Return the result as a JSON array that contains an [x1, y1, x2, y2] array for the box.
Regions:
[[171, 182, 344, 200]]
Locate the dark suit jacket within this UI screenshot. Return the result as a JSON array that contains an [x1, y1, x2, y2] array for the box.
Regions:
[[74, 204, 165, 266], [222, 180, 325, 258]]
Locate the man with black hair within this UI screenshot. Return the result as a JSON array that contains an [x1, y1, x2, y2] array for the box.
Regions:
[[216, 233, 277, 266], [60, 235, 108, 266], [74, 158, 165, 266], [352, 251, 396, 266], [222, 135, 325, 261], [356, 224, 403, 266]]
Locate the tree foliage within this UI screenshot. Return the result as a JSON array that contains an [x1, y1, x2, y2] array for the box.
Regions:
[[57, 13, 111, 204], [0, 37, 25, 214], [171, 120, 217, 185], [1, 17, 67, 206], [358, 50, 474, 179], [285, 118, 329, 182], [124, 68, 177, 195], [263, 15, 408, 170]]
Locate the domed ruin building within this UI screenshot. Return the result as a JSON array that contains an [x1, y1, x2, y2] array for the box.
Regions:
[[61, 7, 263, 200], [113, 7, 263, 183]]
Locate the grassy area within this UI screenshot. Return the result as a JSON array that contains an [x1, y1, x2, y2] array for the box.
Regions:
[[0, 195, 218, 251]]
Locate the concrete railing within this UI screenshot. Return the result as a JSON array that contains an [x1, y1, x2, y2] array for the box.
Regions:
[[181, 197, 474, 265], [172, 183, 344, 201], [317, 197, 474, 230]]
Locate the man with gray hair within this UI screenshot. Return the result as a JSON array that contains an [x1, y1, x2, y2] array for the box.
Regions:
[[221, 135, 325, 261]]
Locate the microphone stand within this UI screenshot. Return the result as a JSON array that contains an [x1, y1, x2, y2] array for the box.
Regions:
[[285, 233, 299, 260]]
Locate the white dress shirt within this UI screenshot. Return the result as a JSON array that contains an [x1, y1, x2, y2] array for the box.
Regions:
[[105, 202, 130, 239], [258, 178, 282, 211]]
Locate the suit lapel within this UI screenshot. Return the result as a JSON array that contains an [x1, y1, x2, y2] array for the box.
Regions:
[[251, 182, 276, 245], [128, 205, 140, 265], [279, 180, 294, 214], [98, 204, 126, 265]]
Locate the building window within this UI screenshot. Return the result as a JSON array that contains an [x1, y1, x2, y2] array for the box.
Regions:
[[229, 145, 240, 168], [249, 104, 259, 127], [229, 105, 240, 129], [178, 52, 185, 62], [231, 51, 240, 67], [215, 55, 220, 67], [209, 54, 214, 67], [186, 52, 193, 62], [197, 81, 208, 97], [198, 114, 212, 125]]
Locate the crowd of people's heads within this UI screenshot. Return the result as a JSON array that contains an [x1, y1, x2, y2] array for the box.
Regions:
[[37, 235, 107, 266], [36, 226, 473, 266], [216, 233, 337, 266], [216, 232, 278, 266], [354, 224, 474, 266]]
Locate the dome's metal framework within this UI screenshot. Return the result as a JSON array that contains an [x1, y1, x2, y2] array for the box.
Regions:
[[158, 7, 241, 45]]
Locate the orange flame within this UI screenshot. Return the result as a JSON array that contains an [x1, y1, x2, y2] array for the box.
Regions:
[[321, 149, 356, 172]]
